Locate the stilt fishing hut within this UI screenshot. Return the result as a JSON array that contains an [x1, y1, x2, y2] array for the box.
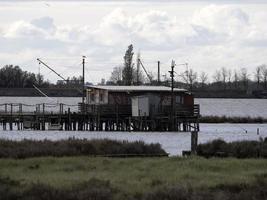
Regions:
[[81, 85, 200, 131]]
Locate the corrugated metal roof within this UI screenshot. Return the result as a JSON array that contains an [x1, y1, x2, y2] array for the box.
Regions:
[[86, 85, 187, 92]]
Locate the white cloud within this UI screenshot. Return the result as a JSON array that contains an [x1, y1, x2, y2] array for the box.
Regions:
[[1, 3, 267, 83], [4, 20, 45, 38]]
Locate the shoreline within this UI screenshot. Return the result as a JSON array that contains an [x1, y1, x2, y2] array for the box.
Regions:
[[0, 88, 266, 99]]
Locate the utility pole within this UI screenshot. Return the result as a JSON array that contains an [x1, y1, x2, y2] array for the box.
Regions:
[[157, 61, 160, 85], [82, 56, 86, 105], [169, 60, 175, 131], [38, 62, 41, 86], [136, 52, 140, 85], [185, 63, 189, 89]]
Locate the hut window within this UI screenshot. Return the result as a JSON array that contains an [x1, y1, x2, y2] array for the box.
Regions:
[[91, 93, 95, 102], [100, 93, 103, 102], [176, 96, 183, 104]]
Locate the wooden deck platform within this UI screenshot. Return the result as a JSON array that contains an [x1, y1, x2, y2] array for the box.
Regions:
[[0, 103, 199, 132]]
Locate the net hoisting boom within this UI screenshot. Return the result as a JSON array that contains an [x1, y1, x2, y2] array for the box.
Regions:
[[138, 58, 153, 83], [36, 58, 84, 95], [37, 58, 68, 82]]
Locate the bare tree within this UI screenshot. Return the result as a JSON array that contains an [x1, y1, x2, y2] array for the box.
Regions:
[[188, 69, 197, 90], [240, 68, 249, 90], [180, 68, 196, 90], [199, 71, 208, 89], [260, 64, 267, 89], [227, 69, 232, 89], [109, 66, 123, 85], [180, 71, 189, 88], [213, 70, 222, 89], [221, 67, 228, 90], [233, 70, 239, 89], [254, 66, 262, 89], [213, 70, 221, 83]]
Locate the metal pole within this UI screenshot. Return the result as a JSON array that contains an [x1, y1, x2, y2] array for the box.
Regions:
[[158, 61, 160, 85], [169, 60, 175, 131], [186, 63, 189, 90], [136, 52, 140, 85], [82, 56, 85, 105]]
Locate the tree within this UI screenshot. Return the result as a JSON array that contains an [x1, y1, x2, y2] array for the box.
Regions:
[[254, 66, 262, 89], [188, 69, 198, 90], [233, 70, 239, 89], [227, 69, 232, 89], [199, 71, 208, 89], [56, 75, 83, 88], [109, 66, 123, 85], [260, 64, 267, 89], [213, 70, 221, 83], [240, 68, 249, 90], [180, 68, 197, 90], [0, 65, 40, 88], [221, 67, 228, 90], [122, 44, 134, 85], [213, 70, 222, 89]]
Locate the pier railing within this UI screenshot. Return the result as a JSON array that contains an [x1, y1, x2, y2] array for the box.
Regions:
[[78, 103, 131, 115], [79, 103, 200, 117], [0, 103, 79, 115], [158, 104, 200, 117], [0, 103, 199, 131]]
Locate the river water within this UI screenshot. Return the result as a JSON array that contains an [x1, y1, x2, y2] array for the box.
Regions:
[[0, 123, 266, 156], [0, 97, 267, 155], [0, 96, 267, 117]]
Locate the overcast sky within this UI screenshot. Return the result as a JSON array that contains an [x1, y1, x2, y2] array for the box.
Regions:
[[0, 0, 267, 83]]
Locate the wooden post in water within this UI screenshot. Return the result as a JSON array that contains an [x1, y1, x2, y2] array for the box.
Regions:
[[10, 104, 13, 130], [18, 103, 22, 131], [191, 131, 198, 154], [42, 103, 45, 130], [68, 108, 71, 130]]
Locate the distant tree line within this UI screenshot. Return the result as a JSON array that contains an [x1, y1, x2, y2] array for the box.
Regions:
[[175, 65, 267, 92], [0, 65, 49, 88], [106, 45, 267, 97], [2, 45, 267, 98], [0, 65, 85, 88]]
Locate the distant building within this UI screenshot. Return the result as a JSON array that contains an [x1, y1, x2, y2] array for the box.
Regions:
[[81, 85, 199, 131]]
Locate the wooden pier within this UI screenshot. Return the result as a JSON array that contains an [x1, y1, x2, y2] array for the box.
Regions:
[[0, 103, 199, 132]]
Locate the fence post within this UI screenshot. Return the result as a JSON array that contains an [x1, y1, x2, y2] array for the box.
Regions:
[[191, 131, 198, 154]]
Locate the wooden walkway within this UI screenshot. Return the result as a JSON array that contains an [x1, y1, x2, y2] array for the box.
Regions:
[[0, 103, 200, 132]]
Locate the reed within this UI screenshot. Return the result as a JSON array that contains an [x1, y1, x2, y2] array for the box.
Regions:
[[0, 139, 167, 159], [197, 138, 267, 158]]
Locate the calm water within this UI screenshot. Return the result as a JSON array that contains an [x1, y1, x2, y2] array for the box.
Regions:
[[195, 98, 267, 117], [1, 97, 267, 156], [0, 123, 266, 156], [0, 96, 267, 117]]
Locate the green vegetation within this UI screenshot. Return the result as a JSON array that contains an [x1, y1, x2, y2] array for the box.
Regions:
[[199, 115, 267, 123], [0, 157, 266, 199], [197, 138, 267, 158], [0, 139, 167, 159], [1, 139, 267, 199]]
